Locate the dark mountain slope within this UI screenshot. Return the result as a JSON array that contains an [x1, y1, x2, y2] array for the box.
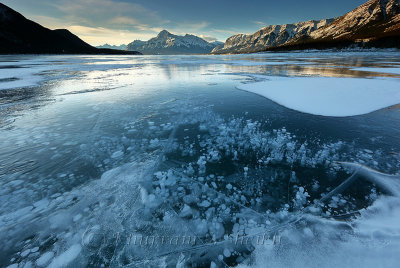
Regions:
[[0, 3, 140, 54]]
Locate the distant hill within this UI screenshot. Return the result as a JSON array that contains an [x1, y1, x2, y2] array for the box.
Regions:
[[127, 30, 221, 55], [0, 3, 141, 55], [96, 44, 127, 50], [210, 41, 224, 46], [212, 0, 400, 54]]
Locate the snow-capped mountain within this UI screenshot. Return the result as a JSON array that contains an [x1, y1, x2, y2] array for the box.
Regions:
[[210, 41, 224, 46], [309, 0, 400, 41], [96, 44, 127, 50], [127, 30, 221, 54], [212, 0, 400, 54], [212, 19, 334, 54]]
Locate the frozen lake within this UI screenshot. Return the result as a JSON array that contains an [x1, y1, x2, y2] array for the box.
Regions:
[[1, 52, 400, 267]]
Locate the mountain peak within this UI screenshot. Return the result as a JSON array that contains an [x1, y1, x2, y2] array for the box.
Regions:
[[212, 0, 400, 54], [127, 31, 220, 55], [309, 0, 400, 41], [157, 30, 172, 37]]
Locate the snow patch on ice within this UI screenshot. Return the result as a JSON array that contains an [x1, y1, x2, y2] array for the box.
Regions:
[[238, 76, 400, 116]]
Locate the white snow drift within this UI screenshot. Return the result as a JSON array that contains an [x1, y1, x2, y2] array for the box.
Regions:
[[238, 76, 400, 117]]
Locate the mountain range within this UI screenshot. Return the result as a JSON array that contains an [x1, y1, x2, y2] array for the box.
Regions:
[[212, 19, 335, 54], [0, 3, 140, 55], [127, 30, 223, 55], [1, 0, 399, 55], [96, 44, 127, 50], [212, 0, 400, 54]]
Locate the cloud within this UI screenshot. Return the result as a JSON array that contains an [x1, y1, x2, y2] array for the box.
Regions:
[[3, 0, 235, 45], [165, 21, 210, 36], [25, 0, 170, 45], [211, 29, 243, 35], [109, 16, 142, 25], [108, 16, 162, 32], [188, 21, 210, 31], [198, 35, 218, 42], [30, 15, 66, 29], [66, 25, 155, 46], [53, 0, 162, 29], [253, 21, 268, 27], [163, 21, 214, 37]]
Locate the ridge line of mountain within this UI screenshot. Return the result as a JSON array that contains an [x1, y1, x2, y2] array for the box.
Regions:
[[2, 0, 399, 55], [212, 0, 400, 54], [0, 3, 141, 55], [126, 29, 223, 55]]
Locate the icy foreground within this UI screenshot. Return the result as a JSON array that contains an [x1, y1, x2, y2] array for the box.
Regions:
[[1, 52, 400, 267]]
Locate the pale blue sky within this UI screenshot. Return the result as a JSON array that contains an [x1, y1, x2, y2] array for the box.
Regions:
[[2, 0, 367, 45]]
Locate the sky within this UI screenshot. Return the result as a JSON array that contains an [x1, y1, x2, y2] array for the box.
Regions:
[[2, 0, 367, 46]]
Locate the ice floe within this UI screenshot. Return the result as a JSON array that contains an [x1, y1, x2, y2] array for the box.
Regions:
[[238, 76, 400, 116]]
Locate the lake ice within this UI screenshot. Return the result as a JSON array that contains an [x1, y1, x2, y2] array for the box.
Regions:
[[238, 76, 400, 116], [1, 52, 400, 267]]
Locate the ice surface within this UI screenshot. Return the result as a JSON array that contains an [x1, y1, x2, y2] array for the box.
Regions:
[[240, 196, 400, 268], [161, 59, 302, 66], [48, 244, 81, 268], [339, 162, 400, 197], [352, 67, 400, 75], [1, 53, 400, 267], [0, 67, 47, 90], [36, 252, 54, 267], [0, 55, 147, 91], [2, 108, 369, 266], [238, 76, 400, 116]]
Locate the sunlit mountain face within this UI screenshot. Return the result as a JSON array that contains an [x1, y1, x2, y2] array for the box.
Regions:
[[1, 1, 400, 268]]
